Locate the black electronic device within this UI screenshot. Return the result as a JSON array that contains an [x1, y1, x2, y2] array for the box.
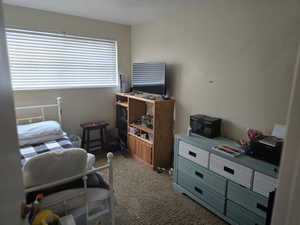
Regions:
[[266, 190, 276, 225], [116, 105, 128, 153], [132, 63, 166, 95], [249, 136, 283, 166], [190, 114, 222, 138]]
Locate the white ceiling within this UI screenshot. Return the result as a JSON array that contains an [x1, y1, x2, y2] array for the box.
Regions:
[[3, 0, 200, 25]]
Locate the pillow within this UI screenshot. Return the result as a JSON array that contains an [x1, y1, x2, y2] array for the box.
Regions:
[[18, 120, 64, 146]]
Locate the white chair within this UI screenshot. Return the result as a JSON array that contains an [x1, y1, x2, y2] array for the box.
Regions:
[[23, 148, 114, 225]]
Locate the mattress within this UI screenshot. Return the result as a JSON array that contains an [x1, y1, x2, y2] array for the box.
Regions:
[[20, 135, 95, 170]]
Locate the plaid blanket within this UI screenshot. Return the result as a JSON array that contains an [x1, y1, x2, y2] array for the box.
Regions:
[[20, 136, 73, 165]]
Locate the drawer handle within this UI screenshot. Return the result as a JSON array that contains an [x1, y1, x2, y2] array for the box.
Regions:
[[257, 203, 267, 212], [224, 166, 234, 175], [195, 171, 204, 178], [194, 187, 203, 194], [189, 151, 197, 157]]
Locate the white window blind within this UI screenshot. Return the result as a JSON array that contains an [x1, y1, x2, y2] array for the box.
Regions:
[[6, 28, 118, 90]]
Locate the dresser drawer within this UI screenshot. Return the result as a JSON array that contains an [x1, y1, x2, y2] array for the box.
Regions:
[[227, 181, 268, 218], [178, 156, 227, 195], [178, 171, 225, 213], [210, 154, 252, 188], [179, 141, 209, 168], [253, 172, 277, 197], [226, 200, 266, 225]]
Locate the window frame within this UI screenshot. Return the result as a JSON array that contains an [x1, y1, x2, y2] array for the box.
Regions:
[[5, 27, 119, 91]]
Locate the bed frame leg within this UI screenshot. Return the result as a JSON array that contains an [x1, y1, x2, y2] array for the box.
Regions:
[[107, 152, 114, 188], [57, 97, 62, 124], [106, 152, 114, 225], [82, 175, 88, 225]]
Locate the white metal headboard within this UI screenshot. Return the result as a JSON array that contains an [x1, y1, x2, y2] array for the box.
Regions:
[[15, 97, 62, 125]]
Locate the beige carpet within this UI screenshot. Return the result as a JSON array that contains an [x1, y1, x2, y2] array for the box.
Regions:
[[96, 152, 228, 225]]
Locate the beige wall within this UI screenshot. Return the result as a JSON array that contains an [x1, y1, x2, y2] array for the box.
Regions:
[[3, 4, 131, 135], [132, 0, 300, 140]]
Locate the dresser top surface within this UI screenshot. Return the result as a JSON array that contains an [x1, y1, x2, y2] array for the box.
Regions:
[[175, 133, 279, 178]]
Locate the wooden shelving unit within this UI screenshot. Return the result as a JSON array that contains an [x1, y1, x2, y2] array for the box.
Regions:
[[115, 93, 175, 169]]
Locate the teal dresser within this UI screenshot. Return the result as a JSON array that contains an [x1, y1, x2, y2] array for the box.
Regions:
[[173, 133, 279, 225]]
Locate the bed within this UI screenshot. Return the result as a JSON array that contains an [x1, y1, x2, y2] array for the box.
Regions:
[[16, 97, 96, 168], [16, 97, 115, 225], [17, 98, 72, 161]]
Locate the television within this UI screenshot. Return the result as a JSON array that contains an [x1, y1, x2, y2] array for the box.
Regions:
[[132, 63, 166, 95]]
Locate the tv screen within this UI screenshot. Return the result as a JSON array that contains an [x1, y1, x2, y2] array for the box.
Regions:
[[132, 63, 166, 95]]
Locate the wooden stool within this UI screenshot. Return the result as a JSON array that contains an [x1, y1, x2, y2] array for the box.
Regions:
[[80, 121, 109, 152]]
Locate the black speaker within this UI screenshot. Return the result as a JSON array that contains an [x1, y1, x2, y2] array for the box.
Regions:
[[190, 114, 222, 138]]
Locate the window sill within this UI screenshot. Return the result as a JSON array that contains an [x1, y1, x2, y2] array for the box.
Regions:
[[13, 85, 118, 91]]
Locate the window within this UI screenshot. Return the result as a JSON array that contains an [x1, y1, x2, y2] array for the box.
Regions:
[[6, 28, 118, 90]]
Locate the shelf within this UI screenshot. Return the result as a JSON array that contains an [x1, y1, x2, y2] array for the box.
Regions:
[[128, 133, 153, 145], [116, 101, 128, 108], [116, 92, 175, 104], [116, 92, 175, 169], [130, 123, 154, 134]]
